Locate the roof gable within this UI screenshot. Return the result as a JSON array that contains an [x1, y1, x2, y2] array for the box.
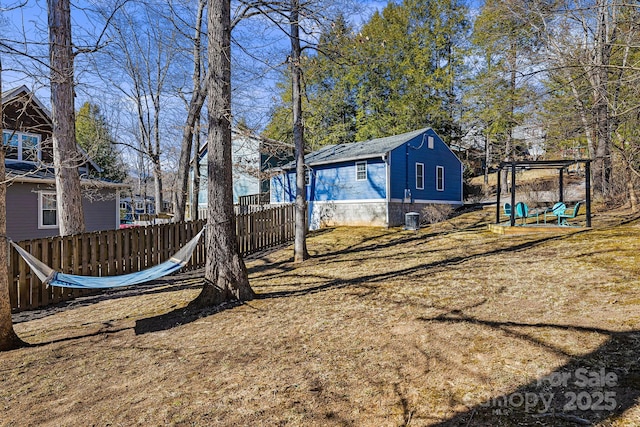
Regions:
[[282, 128, 431, 169], [2, 86, 107, 179]]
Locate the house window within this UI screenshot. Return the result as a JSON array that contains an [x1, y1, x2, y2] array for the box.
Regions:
[[3, 130, 41, 162], [39, 191, 58, 229], [428, 136, 434, 149], [355, 161, 367, 181], [135, 201, 144, 211], [416, 163, 424, 190], [305, 168, 311, 186], [436, 166, 445, 191]]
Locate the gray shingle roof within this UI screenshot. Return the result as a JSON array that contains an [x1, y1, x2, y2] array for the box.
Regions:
[[6, 161, 127, 188], [282, 128, 430, 169]]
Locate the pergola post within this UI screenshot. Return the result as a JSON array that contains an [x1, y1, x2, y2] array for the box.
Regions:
[[585, 161, 592, 227], [559, 169, 564, 203], [510, 162, 516, 226], [496, 167, 502, 224]]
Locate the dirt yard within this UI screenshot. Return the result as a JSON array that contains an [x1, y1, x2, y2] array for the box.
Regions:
[[2, 207, 640, 426]]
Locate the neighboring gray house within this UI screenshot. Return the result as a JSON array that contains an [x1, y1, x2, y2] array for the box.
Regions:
[[2, 86, 127, 241]]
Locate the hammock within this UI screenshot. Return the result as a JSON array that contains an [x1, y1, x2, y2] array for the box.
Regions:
[[10, 228, 205, 289]]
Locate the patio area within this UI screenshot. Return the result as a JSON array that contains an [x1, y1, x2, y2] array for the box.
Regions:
[[490, 159, 592, 234]]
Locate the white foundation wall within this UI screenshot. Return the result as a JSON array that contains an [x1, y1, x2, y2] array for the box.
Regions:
[[308, 200, 388, 230]]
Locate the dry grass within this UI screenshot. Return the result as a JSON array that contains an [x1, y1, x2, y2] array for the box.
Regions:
[[2, 207, 640, 426]]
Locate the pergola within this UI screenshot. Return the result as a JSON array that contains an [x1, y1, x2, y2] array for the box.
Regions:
[[496, 159, 592, 227]]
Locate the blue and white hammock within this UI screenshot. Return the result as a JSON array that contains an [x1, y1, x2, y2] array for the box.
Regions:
[[10, 228, 205, 289]]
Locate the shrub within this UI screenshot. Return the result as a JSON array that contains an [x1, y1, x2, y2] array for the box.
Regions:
[[421, 204, 454, 224]]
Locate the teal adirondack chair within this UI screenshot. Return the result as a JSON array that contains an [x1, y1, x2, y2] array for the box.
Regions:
[[503, 203, 512, 219], [544, 202, 566, 224], [515, 202, 540, 225], [558, 201, 583, 226]]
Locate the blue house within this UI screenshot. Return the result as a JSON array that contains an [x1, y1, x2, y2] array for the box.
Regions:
[[270, 128, 463, 229]]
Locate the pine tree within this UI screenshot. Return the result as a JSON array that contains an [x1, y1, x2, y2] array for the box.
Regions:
[[76, 102, 127, 182]]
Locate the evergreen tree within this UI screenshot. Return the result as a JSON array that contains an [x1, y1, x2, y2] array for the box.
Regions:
[[76, 102, 127, 182], [304, 14, 357, 150], [350, 0, 469, 142]]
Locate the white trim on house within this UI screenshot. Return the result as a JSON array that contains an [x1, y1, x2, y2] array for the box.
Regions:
[[8, 175, 128, 188], [436, 165, 445, 191], [355, 161, 367, 181], [416, 162, 424, 190], [390, 198, 463, 205], [38, 191, 59, 229], [385, 153, 391, 227], [3, 130, 42, 163], [313, 198, 384, 205]]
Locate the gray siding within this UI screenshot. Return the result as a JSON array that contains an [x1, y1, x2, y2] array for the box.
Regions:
[[7, 182, 118, 242], [83, 190, 119, 232]]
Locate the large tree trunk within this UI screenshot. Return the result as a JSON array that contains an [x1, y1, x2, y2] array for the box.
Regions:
[[190, 0, 254, 308], [49, 0, 85, 236], [291, 0, 309, 263], [0, 63, 26, 351]]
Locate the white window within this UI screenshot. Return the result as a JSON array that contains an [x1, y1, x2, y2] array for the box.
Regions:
[[436, 166, 445, 191], [428, 135, 434, 149], [3, 130, 41, 162], [135, 201, 144, 211], [355, 161, 367, 181], [39, 191, 58, 229], [416, 163, 424, 190], [305, 168, 311, 186]]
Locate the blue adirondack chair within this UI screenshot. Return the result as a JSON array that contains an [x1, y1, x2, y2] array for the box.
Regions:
[[558, 201, 583, 226], [544, 202, 566, 224], [515, 202, 540, 225], [503, 203, 512, 219]]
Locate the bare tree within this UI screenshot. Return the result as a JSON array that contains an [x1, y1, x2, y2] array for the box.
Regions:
[[190, 0, 254, 307], [173, 0, 207, 222], [100, 4, 181, 215]]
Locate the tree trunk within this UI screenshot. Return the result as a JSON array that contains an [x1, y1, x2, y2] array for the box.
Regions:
[[484, 132, 491, 186], [629, 180, 638, 213], [590, 0, 614, 198], [192, 118, 202, 221], [0, 62, 26, 351], [174, 85, 207, 222], [49, 0, 86, 236], [291, 0, 309, 263], [190, 0, 254, 308], [150, 153, 163, 214], [174, 0, 207, 223]]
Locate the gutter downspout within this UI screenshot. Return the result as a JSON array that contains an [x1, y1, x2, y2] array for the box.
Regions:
[[116, 191, 121, 229], [384, 152, 390, 227]]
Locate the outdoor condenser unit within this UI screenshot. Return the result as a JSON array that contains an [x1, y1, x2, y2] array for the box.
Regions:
[[405, 212, 420, 231]]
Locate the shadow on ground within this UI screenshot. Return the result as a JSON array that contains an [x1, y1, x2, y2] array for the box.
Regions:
[[421, 312, 640, 426]]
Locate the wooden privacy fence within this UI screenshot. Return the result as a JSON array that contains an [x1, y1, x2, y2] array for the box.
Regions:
[[9, 203, 296, 312]]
